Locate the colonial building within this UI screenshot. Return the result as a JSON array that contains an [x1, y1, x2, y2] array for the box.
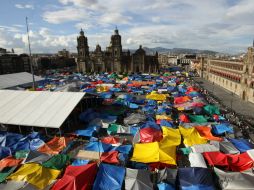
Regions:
[[77, 28, 159, 73], [199, 41, 254, 103]]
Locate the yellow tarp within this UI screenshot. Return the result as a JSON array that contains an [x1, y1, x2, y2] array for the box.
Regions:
[[161, 127, 181, 146], [156, 115, 172, 121], [146, 92, 167, 101], [96, 86, 109, 92], [131, 128, 180, 165], [179, 126, 207, 147], [8, 163, 61, 190]]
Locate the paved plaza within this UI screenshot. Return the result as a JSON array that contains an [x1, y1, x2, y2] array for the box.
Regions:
[[194, 77, 254, 120]]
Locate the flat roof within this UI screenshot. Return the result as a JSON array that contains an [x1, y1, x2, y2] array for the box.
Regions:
[[0, 72, 44, 89], [0, 90, 85, 128]]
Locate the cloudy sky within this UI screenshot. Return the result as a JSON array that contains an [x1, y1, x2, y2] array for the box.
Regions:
[[0, 0, 254, 54]]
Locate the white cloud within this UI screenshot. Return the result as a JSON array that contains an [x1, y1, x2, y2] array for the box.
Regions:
[[43, 7, 91, 24], [15, 4, 34, 9]]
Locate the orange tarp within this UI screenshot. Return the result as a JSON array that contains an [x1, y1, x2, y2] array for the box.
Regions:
[[174, 96, 191, 104], [38, 136, 73, 155], [195, 126, 223, 141], [0, 156, 23, 171]]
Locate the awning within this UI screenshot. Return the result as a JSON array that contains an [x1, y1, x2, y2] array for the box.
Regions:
[[0, 90, 85, 128]]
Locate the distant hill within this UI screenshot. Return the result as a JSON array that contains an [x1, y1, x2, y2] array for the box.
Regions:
[[126, 47, 218, 55]]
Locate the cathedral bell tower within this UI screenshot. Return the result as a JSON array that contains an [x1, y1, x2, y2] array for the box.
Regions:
[[110, 27, 122, 72], [77, 29, 89, 73]]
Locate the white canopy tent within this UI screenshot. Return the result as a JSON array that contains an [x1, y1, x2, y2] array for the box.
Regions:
[[0, 72, 44, 89], [0, 90, 85, 128]]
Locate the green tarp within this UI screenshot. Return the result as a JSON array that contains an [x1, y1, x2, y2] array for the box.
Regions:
[[42, 154, 70, 170], [15, 151, 29, 159], [204, 105, 220, 115], [107, 124, 119, 134], [0, 167, 16, 183], [188, 115, 208, 123]]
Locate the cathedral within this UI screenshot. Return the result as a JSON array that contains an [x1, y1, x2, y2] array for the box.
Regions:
[[76, 28, 159, 73]]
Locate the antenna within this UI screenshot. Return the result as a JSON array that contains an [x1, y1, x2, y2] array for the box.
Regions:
[[26, 17, 35, 90]]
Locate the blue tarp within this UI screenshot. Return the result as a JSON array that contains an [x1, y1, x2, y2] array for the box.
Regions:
[[178, 167, 215, 190], [84, 141, 113, 152], [29, 138, 45, 151], [113, 145, 132, 154], [0, 146, 11, 160], [141, 121, 161, 130], [157, 183, 175, 190], [72, 159, 89, 166], [228, 138, 254, 153], [212, 123, 234, 135], [93, 163, 125, 190], [160, 120, 174, 128], [76, 125, 100, 137]]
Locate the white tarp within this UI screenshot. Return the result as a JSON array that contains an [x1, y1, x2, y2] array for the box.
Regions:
[[0, 90, 85, 128], [191, 144, 219, 153], [189, 153, 207, 168], [0, 72, 43, 89]]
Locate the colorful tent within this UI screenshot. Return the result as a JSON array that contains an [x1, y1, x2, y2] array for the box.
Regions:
[[8, 163, 61, 189], [188, 115, 208, 123], [24, 151, 52, 164], [212, 123, 233, 135], [92, 163, 125, 190], [195, 126, 222, 141], [42, 154, 70, 170], [179, 126, 207, 147], [214, 167, 254, 190], [51, 162, 97, 190], [178, 167, 216, 190], [139, 127, 163, 143], [204, 104, 220, 115], [0, 156, 23, 171], [228, 138, 254, 153], [203, 151, 254, 172], [125, 168, 153, 190], [38, 137, 72, 155], [146, 92, 167, 101]]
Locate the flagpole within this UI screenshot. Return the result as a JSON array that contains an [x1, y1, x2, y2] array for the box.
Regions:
[[26, 17, 35, 90]]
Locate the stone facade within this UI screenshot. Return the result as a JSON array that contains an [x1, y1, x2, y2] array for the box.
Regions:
[[77, 28, 159, 73], [200, 44, 254, 103]]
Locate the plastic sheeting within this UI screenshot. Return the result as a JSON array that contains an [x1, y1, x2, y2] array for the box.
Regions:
[[214, 167, 254, 190], [0, 146, 11, 160], [131, 141, 177, 165], [188, 115, 208, 123], [8, 163, 61, 189], [203, 151, 254, 172], [0, 156, 23, 171], [228, 138, 254, 153], [51, 162, 97, 190], [219, 141, 240, 154], [124, 113, 146, 125], [42, 154, 70, 170], [195, 126, 222, 141], [38, 137, 72, 155], [191, 144, 219, 153], [157, 168, 177, 186], [212, 123, 233, 135], [92, 163, 125, 190], [101, 151, 119, 164], [139, 127, 163, 143], [146, 93, 167, 101], [178, 167, 216, 190], [24, 151, 52, 164], [84, 141, 113, 153], [203, 104, 220, 115], [189, 153, 207, 168], [125, 168, 153, 190], [179, 126, 207, 147]]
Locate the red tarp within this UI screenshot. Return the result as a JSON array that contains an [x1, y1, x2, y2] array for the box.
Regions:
[[101, 151, 119, 164], [187, 86, 199, 93], [101, 136, 120, 145], [139, 127, 163, 143], [51, 162, 97, 190], [179, 114, 190, 123], [174, 96, 191, 104], [203, 152, 254, 172], [195, 126, 223, 141]]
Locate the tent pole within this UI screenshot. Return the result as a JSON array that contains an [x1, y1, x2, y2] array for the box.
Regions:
[[59, 127, 62, 137], [45, 128, 48, 136], [19, 125, 22, 133]]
